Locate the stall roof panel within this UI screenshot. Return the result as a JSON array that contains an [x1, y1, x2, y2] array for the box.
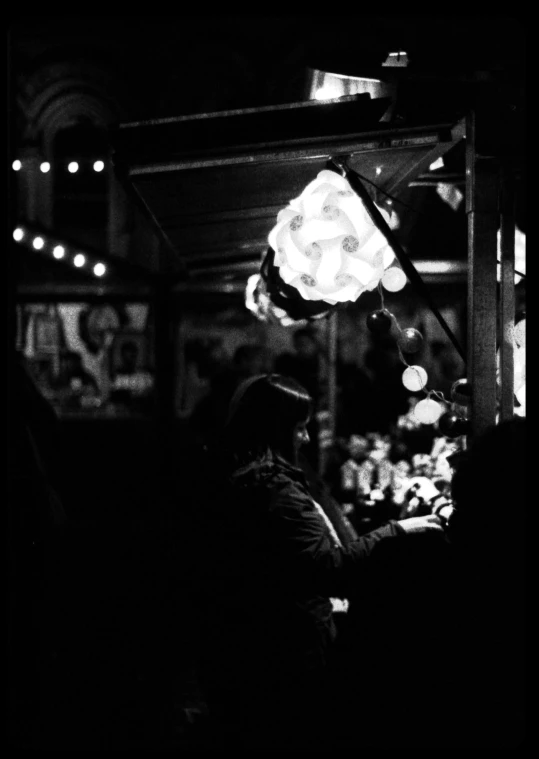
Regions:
[[112, 96, 465, 285]]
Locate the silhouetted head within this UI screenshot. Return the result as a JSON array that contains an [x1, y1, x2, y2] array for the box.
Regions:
[[222, 373, 313, 467]]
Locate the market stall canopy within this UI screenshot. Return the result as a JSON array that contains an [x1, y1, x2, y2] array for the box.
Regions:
[[111, 94, 467, 291]]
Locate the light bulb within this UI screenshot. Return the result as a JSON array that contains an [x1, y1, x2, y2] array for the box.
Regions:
[[74, 253, 85, 267], [12, 160, 22, 171], [53, 246, 65, 259], [414, 398, 444, 425], [68, 161, 79, 173], [402, 365, 428, 392], [32, 236, 44, 250], [93, 263, 106, 277], [93, 160, 105, 172], [381, 267, 407, 292], [40, 162, 51, 173], [13, 228, 24, 241]]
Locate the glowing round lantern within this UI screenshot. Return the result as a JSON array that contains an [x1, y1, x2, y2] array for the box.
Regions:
[[366, 309, 392, 335], [402, 365, 428, 392], [381, 267, 407, 292], [414, 398, 444, 425], [438, 411, 469, 438], [451, 378, 471, 406], [397, 328, 423, 354]]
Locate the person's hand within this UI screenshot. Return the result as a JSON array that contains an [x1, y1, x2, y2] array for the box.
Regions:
[[397, 514, 444, 534]]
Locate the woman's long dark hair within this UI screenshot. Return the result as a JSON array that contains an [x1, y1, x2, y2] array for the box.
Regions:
[[218, 373, 313, 469]]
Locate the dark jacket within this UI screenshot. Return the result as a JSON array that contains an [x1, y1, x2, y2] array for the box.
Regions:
[[193, 453, 404, 700]]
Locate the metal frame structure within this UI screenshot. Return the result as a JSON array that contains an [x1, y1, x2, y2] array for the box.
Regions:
[[106, 94, 520, 444]]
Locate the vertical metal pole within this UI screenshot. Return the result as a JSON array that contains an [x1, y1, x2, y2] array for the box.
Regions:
[[108, 154, 130, 258], [499, 162, 516, 421], [154, 277, 176, 423], [327, 309, 338, 442], [466, 110, 499, 439]]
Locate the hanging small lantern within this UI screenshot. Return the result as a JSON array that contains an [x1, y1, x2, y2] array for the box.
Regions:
[[267, 169, 395, 307], [402, 365, 428, 392], [438, 411, 469, 438], [451, 378, 471, 407], [414, 397, 444, 425], [381, 266, 407, 292], [246, 272, 310, 326], [260, 247, 334, 321], [397, 327, 423, 354], [366, 309, 393, 335]]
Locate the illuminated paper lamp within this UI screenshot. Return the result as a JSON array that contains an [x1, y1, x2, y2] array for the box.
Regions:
[[414, 398, 444, 425], [381, 267, 407, 292], [402, 365, 428, 392], [267, 169, 395, 307]]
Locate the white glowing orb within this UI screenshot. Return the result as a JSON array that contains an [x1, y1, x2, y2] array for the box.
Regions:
[[53, 246, 65, 259], [32, 236, 44, 250], [402, 365, 428, 392], [381, 267, 407, 292], [268, 169, 396, 305], [74, 253, 86, 267], [13, 228, 24, 241], [93, 160, 105, 172], [68, 162, 79, 173], [12, 160, 22, 171], [93, 262, 106, 277], [414, 398, 444, 425], [40, 162, 51, 173]]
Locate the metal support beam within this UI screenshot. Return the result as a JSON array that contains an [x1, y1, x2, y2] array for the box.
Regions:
[[499, 162, 516, 422], [154, 278, 176, 423], [327, 309, 338, 443], [466, 110, 500, 439]]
